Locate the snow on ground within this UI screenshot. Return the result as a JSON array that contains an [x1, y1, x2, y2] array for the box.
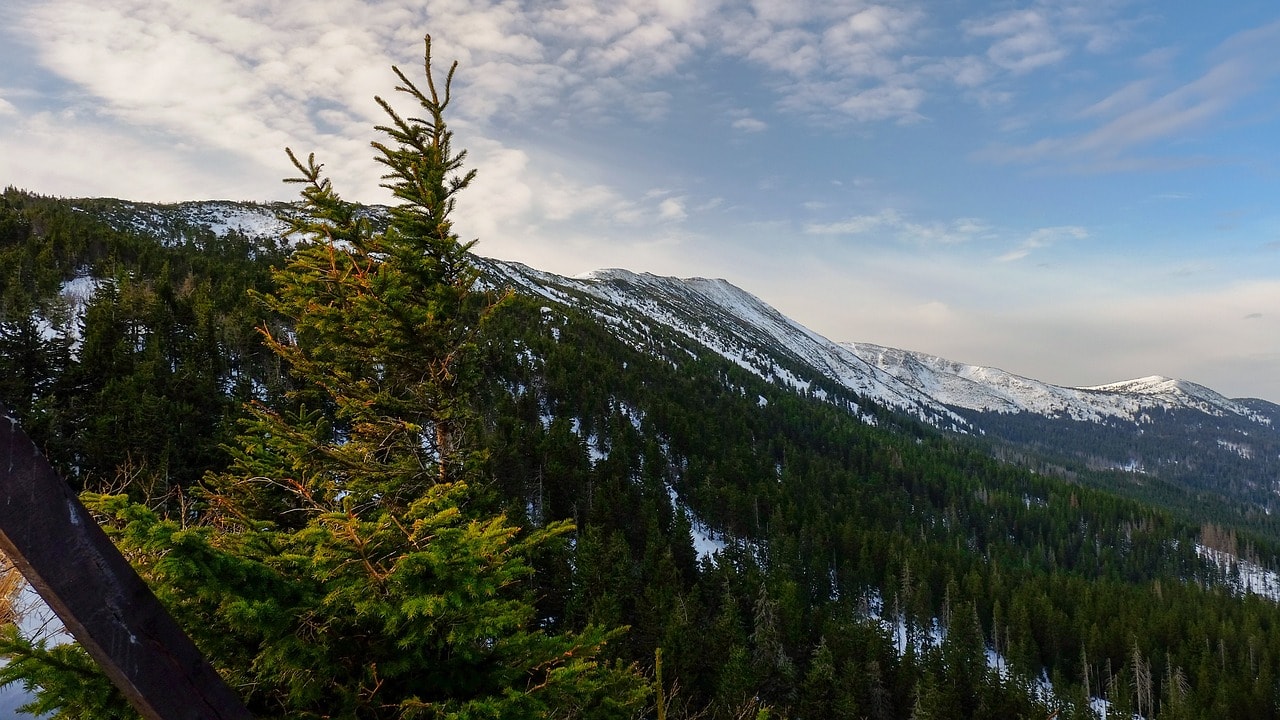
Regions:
[[34, 274, 105, 350], [185, 202, 288, 239], [665, 485, 726, 561], [1217, 439, 1253, 459], [848, 344, 1273, 428], [860, 590, 1073, 711], [585, 434, 607, 462], [491, 259, 1273, 437], [58, 275, 100, 308], [568, 418, 608, 463], [1198, 544, 1280, 601], [490, 260, 969, 429]]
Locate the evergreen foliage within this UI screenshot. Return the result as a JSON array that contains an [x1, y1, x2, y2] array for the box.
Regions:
[[0, 186, 288, 502], [4, 35, 1280, 720], [0, 38, 647, 719]]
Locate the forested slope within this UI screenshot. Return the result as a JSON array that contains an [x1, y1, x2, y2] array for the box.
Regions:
[[476, 284, 1280, 719], [4, 183, 1280, 717], [3, 38, 1280, 713]]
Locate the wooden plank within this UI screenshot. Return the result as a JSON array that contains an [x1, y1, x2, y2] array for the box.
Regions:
[[0, 407, 252, 720]]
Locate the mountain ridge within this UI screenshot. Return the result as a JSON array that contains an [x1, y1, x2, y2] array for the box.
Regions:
[[70, 197, 1280, 507], [485, 258, 1279, 428], [844, 341, 1274, 426], [80, 196, 1275, 406], [82, 196, 1279, 417], [11, 190, 1280, 717], [85, 197, 1274, 415]]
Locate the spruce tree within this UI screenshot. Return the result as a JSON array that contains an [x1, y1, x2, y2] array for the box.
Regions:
[[0, 36, 647, 719]]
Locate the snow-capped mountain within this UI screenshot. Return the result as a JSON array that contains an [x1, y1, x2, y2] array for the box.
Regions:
[[477, 258, 1280, 506], [845, 342, 1273, 427], [477, 257, 1278, 431], [94, 199, 1280, 504], [88, 198, 1280, 430], [482, 259, 971, 430]]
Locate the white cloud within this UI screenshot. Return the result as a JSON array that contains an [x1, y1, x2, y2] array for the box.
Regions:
[[458, 137, 649, 241], [963, 1, 1128, 77], [0, 109, 284, 201], [715, 2, 936, 124], [658, 196, 687, 221], [11, 0, 399, 197], [977, 18, 1280, 171], [11, 0, 720, 170], [821, 5, 922, 76], [806, 209, 989, 245], [965, 9, 1067, 74], [920, 56, 991, 89], [0, 98, 16, 117], [1075, 64, 1246, 155], [805, 209, 900, 235], [729, 26, 822, 77], [996, 225, 1088, 262], [1075, 79, 1155, 120], [580, 22, 693, 76], [4, 0, 1088, 214], [836, 84, 925, 123]]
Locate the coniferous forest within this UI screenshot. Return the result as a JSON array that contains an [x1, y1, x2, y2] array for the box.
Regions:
[[3, 38, 1280, 720]]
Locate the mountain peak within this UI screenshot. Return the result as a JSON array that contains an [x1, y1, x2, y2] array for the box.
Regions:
[[63, 197, 1280, 435], [842, 344, 1278, 427], [1079, 375, 1266, 421], [1086, 374, 1225, 403], [1084, 375, 1179, 393], [573, 268, 637, 282]]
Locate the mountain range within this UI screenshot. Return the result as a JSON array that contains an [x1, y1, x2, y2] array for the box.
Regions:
[[12, 190, 1280, 717], [492, 258, 1278, 427], [73, 198, 1280, 514]]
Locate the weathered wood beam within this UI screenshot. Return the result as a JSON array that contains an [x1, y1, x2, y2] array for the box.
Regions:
[[0, 406, 252, 720]]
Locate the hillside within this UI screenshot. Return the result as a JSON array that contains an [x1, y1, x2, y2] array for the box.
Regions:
[[28, 193, 1280, 511], [3, 190, 1280, 717]]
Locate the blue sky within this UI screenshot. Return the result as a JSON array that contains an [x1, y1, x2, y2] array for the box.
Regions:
[[4, 1, 1280, 400]]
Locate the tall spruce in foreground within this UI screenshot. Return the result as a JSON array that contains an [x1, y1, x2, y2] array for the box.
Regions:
[[0, 36, 648, 719]]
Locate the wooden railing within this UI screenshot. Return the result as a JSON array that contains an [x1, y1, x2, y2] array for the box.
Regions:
[[0, 405, 251, 720]]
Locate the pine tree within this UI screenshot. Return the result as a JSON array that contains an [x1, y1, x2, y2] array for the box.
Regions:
[[797, 637, 858, 719], [0, 35, 648, 719], [0, 312, 65, 419]]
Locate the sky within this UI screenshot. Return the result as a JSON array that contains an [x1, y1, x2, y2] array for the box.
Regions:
[[4, 1, 1280, 402]]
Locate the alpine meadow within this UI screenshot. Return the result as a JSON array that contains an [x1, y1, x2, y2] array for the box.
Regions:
[[6, 33, 1280, 720]]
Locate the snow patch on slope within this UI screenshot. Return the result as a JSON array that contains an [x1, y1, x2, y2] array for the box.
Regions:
[[487, 260, 970, 430], [1088, 376, 1270, 424], [34, 274, 106, 350], [1198, 545, 1280, 602], [183, 202, 289, 239], [848, 343, 1274, 428], [666, 484, 726, 561], [862, 590, 1057, 707], [489, 259, 1275, 438]]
